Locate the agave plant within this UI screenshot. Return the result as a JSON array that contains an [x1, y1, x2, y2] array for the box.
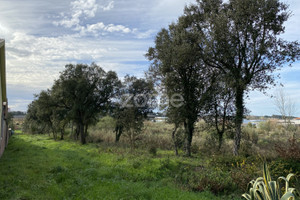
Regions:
[[242, 163, 298, 200]]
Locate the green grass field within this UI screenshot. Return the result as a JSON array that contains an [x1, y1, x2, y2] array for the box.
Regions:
[[0, 133, 241, 200]]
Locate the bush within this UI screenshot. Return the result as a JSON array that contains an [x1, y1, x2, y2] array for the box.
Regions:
[[258, 120, 276, 133], [175, 164, 236, 195], [269, 159, 300, 179], [96, 116, 116, 131], [239, 140, 256, 157], [242, 125, 259, 144], [148, 146, 157, 156], [174, 127, 186, 150], [275, 137, 300, 161], [230, 160, 260, 191], [199, 130, 220, 155]]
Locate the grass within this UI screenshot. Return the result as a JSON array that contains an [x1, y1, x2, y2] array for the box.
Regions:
[[0, 133, 239, 200]]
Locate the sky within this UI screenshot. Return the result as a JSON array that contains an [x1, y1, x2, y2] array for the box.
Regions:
[[0, 0, 300, 116]]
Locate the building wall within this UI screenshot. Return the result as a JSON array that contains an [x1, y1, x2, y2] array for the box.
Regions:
[[0, 39, 9, 158]]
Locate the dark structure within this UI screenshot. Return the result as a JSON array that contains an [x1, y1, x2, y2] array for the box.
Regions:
[[0, 39, 9, 158]]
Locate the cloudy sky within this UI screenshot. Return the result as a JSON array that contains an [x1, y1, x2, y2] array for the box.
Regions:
[[0, 0, 300, 116]]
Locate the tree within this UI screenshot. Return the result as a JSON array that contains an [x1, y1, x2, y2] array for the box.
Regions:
[[24, 95, 51, 135], [23, 90, 67, 139], [147, 19, 214, 156], [273, 88, 296, 123], [203, 82, 235, 151], [113, 75, 155, 145], [54, 63, 120, 144], [36, 90, 58, 139], [183, 0, 300, 155], [6, 111, 14, 130], [165, 104, 185, 156]]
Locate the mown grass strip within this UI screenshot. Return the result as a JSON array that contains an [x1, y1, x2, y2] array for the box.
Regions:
[[0, 134, 237, 200]]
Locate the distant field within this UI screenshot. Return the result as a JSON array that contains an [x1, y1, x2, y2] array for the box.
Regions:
[[0, 133, 240, 200]]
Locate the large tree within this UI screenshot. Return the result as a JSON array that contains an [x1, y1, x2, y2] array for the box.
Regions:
[[113, 75, 155, 144], [183, 0, 300, 155], [54, 63, 120, 144], [147, 20, 214, 156]]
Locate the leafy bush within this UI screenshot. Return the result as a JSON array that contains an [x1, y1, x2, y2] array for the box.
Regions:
[[96, 116, 116, 131], [275, 137, 300, 161], [269, 160, 300, 180], [243, 125, 259, 144], [258, 120, 277, 133], [175, 163, 236, 195], [148, 146, 157, 156], [230, 160, 261, 191]]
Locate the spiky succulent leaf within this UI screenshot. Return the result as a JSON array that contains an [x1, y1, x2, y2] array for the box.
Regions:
[[242, 163, 298, 200]]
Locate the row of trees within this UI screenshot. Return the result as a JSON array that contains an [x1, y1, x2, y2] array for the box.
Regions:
[[146, 0, 299, 156], [25, 0, 299, 156], [24, 63, 155, 145]]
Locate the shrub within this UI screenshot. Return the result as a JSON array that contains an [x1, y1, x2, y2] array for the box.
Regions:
[[175, 163, 236, 195], [96, 116, 116, 131], [258, 120, 276, 133], [275, 137, 300, 161], [132, 160, 142, 169], [174, 127, 186, 150], [239, 139, 259, 157], [193, 169, 236, 194], [230, 160, 261, 191], [148, 146, 157, 156], [199, 131, 219, 155], [269, 159, 300, 180], [243, 125, 259, 145]]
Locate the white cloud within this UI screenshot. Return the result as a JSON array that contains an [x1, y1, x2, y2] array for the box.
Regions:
[[101, 1, 114, 11], [53, 0, 98, 28], [133, 29, 156, 39], [72, 0, 98, 18], [53, 0, 134, 36], [83, 22, 133, 35]]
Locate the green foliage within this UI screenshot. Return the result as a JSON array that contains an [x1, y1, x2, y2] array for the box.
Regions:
[[242, 163, 298, 200], [243, 125, 259, 145], [112, 75, 155, 145], [148, 145, 157, 156], [269, 160, 300, 181], [24, 63, 121, 144], [181, 0, 300, 155], [175, 163, 236, 195], [96, 116, 116, 131], [53, 63, 120, 144], [146, 13, 216, 156], [258, 121, 277, 133], [6, 112, 14, 129]]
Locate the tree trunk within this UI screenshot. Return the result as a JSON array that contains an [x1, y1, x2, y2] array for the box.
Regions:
[[218, 131, 224, 151], [80, 123, 86, 144], [172, 124, 179, 156], [60, 125, 65, 140], [115, 125, 123, 143], [52, 127, 57, 140], [71, 121, 73, 138], [74, 124, 80, 140], [233, 86, 244, 156], [60, 130, 64, 140], [184, 120, 194, 157]]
